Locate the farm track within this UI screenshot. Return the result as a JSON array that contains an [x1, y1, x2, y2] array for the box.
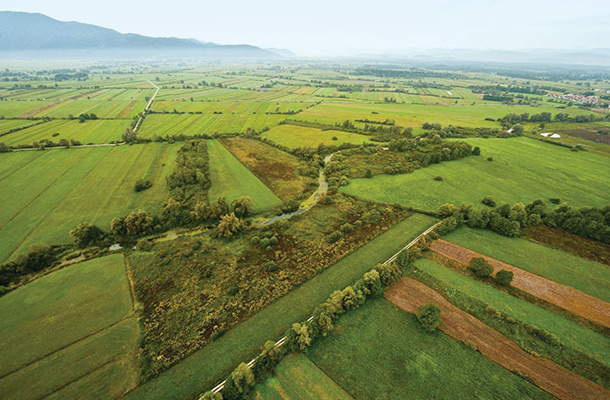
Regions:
[[430, 239, 610, 328], [386, 278, 610, 400]]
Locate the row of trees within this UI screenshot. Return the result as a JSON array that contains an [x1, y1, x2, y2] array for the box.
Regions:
[[500, 112, 608, 126], [0, 245, 60, 292], [544, 205, 610, 243], [436, 200, 548, 237], [206, 263, 402, 400]]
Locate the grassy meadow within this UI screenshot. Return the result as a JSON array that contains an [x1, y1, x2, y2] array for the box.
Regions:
[[207, 139, 283, 212], [0, 143, 180, 262], [252, 354, 353, 400], [341, 137, 610, 211], [306, 298, 553, 400], [262, 124, 375, 148], [444, 227, 610, 302], [0, 119, 129, 145], [0, 255, 140, 399]]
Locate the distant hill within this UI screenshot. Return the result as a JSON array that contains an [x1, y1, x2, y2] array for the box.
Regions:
[[0, 11, 277, 58]]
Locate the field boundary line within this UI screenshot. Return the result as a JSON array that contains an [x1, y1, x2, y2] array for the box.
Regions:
[[133, 80, 159, 133], [200, 219, 439, 397], [0, 315, 136, 381]]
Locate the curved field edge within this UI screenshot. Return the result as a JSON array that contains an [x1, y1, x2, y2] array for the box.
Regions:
[[125, 213, 436, 400], [0, 254, 140, 399], [207, 139, 283, 212], [340, 137, 610, 211]]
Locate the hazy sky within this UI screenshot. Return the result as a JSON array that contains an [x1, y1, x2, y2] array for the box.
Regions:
[[3, 0, 609, 55]]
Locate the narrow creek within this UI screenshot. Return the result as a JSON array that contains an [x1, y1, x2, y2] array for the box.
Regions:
[[257, 153, 334, 226]]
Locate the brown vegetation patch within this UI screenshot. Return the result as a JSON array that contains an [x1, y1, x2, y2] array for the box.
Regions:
[[556, 129, 610, 145], [387, 278, 610, 400], [430, 239, 610, 328], [219, 137, 315, 200], [523, 225, 610, 266]]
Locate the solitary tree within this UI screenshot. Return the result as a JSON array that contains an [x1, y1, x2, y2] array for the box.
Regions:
[[217, 213, 242, 237], [469, 257, 494, 278], [417, 303, 442, 332], [496, 270, 514, 287]]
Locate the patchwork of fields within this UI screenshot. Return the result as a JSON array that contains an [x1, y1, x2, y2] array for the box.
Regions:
[[341, 137, 610, 210], [1, 65, 609, 400], [0, 255, 140, 399], [0, 143, 180, 261]]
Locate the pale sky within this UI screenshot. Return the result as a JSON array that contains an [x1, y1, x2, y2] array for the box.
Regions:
[[2, 0, 609, 56]]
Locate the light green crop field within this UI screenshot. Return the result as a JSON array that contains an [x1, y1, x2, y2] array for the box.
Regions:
[[0, 119, 40, 135], [444, 227, 610, 302], [138, 113, 286, 137], [306, 298, 552, 400], [126, 214, 436, 400], [414, 258, 610, 365], [261, 124, 375, 148], [0, 100, 57, 118], [0, 119, 129, 146], [252, 354, 353, 400], [0, 143, 180, 262], [151, 100, 314, 114], [292, 102, 601, 129], [34, 99, 147, 119], [341, 137, 610, 211], [0, 255, 140, 399], [207, 139, 282, 212]]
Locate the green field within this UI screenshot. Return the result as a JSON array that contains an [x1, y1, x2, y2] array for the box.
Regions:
[[0, 255, 140, 399], [292, 102, 599, 129], [207, 139, 282, 212], [261, 124, 375, 148], [34, 99, 147, 119], [138, 113, 286, 137], [0, 119, 40, 135], [414, 258, 610, 365], [306, 298, 553, 400], [0, 143, 179, 262], [341, 137, 610, 211], [0, 119, 129, 146], [444, 227, 610, 302], [252, 354, 353, 400], [126, 213, 436, 400]]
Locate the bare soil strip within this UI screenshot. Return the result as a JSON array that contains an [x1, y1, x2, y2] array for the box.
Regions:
[[386, 278, 610, 400], [430, 239, 610, 328]]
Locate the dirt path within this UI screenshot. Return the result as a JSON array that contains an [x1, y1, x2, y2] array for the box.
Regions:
[[386, 278, 610, 400], [430, 239, 610, 328]]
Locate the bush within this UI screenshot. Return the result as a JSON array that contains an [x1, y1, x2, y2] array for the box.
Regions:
[[325, 231, 343, 244], [264, 261, 278, 273], [469, 257, 494, 278], [487, 157, 493, 161], [481, 196, 496, 207], [417, 303, 442, 332], [433, 176, 443, 181], [549, 197, 561, 204], [340, 223, 354, 234], [136, 239, 153, 251], [134, 179, 152, 192], [496, 269, 514, 286]]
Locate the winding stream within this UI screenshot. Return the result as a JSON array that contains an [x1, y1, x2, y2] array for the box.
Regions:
[[257, 153, 334, 226]]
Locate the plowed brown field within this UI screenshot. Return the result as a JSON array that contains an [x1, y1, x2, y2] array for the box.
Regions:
[[430, 239, 610, 328], [386, 278, 610, 400]]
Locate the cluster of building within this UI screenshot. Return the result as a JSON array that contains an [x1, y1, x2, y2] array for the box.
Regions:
[[546, 93, 598, 104]]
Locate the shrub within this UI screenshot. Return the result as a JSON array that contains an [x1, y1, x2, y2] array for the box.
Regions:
[[549, 197, 561, 204], [496, 269, 514, 286], [134, 179, 152, 192], [365, 168, 373, 178], [417, 303, 442, 332], [264, 261, 278, 273], [433, 176, 443, 181], [340, 223, 354, 234], [136, 239, 152, 251], [469, 257, 494, 278], [481, 196, 496, 207], [325, 231, 343, 244], [436, 216, 459, 235], [487, 157, 493, 161], [437, 204, 455, 218]]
